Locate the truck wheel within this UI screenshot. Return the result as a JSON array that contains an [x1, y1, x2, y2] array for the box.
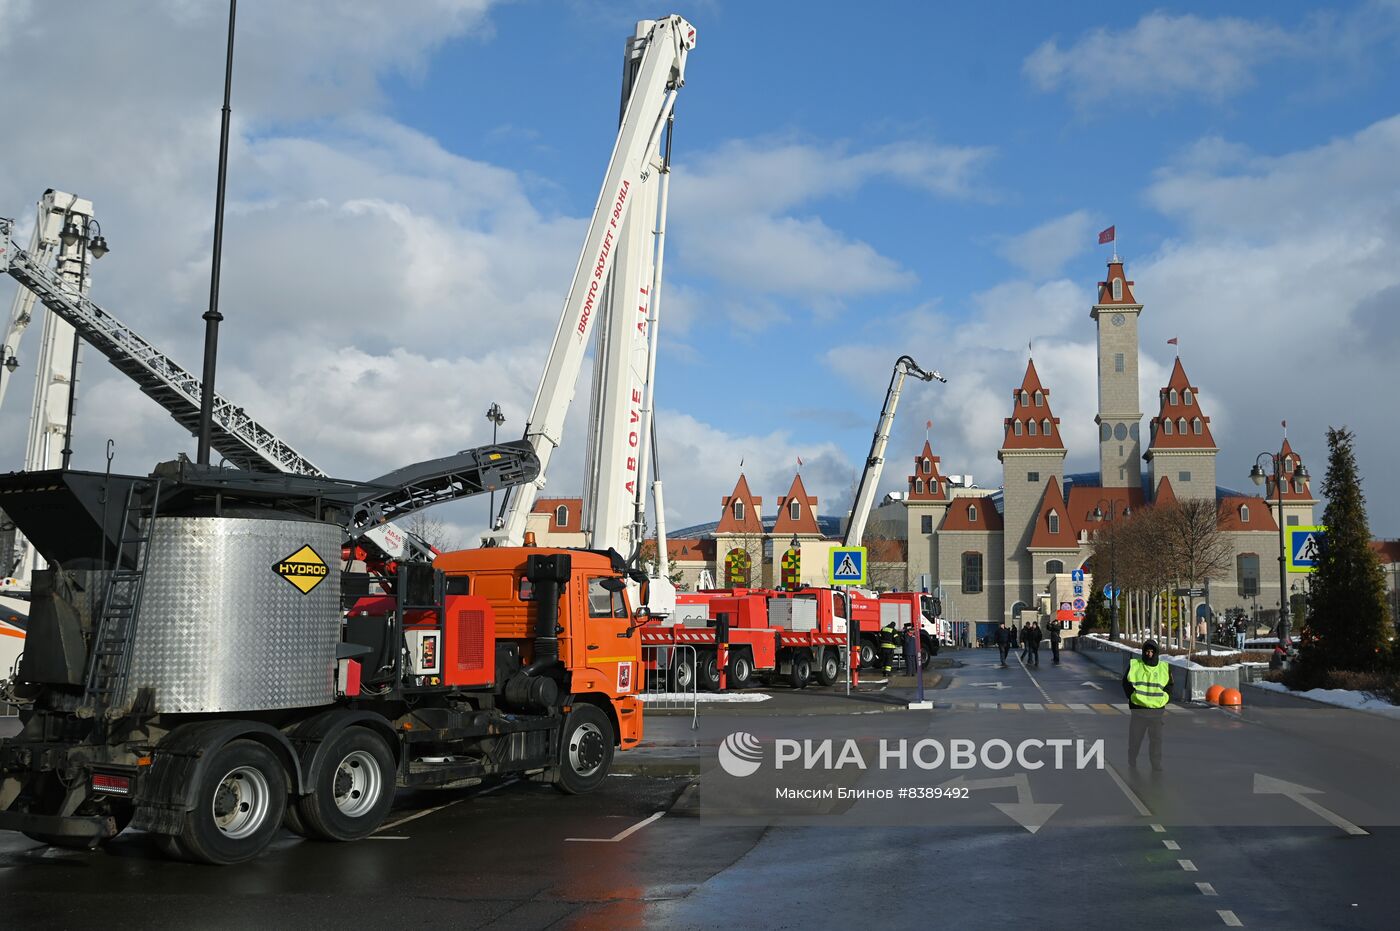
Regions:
[[923, 634, 940, 659], [789, 652, 812, 690], [555, 704, 614, 795], [175, 739, 287, 865], [671, 653, 696, 692], [815, 649, 840, 686], [697, 651, 722, 691], [727, 652, 753, 689], [858, 638, 878, 669], [297, 728, 396, 842]]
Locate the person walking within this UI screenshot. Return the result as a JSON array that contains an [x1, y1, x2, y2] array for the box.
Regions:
[[1049, 621, 1062, 664], [1019, 623, 1030, 662], [878, 622, 898, 678], [902, 624, 918, 677], [1123, 639, 1172, 772], [1026, 622, 1043, 667], [995, 623, 1010, 667]]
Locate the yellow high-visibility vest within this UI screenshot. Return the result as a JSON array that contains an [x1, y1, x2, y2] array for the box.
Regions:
[[1127, 657, 1170, 708]]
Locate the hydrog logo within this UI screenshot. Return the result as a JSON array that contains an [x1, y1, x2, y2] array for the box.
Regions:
[[717, 732, 764, 777]]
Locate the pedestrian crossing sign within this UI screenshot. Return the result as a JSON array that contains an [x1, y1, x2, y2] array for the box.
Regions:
[[829, 546, 867, 586], [1287, 526, 1327, 573]]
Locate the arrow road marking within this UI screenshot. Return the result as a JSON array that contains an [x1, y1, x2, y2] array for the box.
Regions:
[[1253, 773, 1369, 836], [969, 681, 1010, 690], [941, 772, 1060, 834], [1080, 681, 1104, 690]]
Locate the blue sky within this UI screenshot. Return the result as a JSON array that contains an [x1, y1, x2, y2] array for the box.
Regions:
[[2, 0, 1399, 538]]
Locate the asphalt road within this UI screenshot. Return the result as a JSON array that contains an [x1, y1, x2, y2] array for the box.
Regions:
[[1, 649, 1395, 929]]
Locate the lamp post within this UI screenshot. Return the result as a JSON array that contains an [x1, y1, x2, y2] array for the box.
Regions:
[[1251, 449, 1308, 644], [1091, 499, 1131, 641], [485, 402, 506, 527]]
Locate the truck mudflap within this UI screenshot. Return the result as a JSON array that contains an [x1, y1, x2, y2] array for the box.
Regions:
[[0, 809, 116, 844], [616, 695, 642, 749]]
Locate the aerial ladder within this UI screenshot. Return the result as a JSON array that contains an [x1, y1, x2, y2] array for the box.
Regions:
[[0, 213, 531, 571], [843, 355, 946, 548], [0, 191, 102, 582], [492, 15, 695, 613]]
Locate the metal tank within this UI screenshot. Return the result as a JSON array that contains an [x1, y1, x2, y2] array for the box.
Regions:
[[121, 516, 343, 714]]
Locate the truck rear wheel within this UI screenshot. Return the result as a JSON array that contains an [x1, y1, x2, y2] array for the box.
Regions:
[[698, 651, 722, 691], [789, 651, 812, 690], [670, 652, 696, 692], [858, 637, 878, 669], [296, 728, 396, 842], [815, 649, 840, 686], [174, 739, 287, 865], [727, 652, 753, 689], [556, 704, 614, 795]]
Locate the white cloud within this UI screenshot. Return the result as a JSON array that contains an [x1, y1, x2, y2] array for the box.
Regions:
[[1000, 210, 1099, 279], [1024, 12, 1300, 106]]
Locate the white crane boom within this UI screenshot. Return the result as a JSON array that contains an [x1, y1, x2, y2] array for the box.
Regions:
[[495, 14, 694, 550], [843, 355, 946, 548]]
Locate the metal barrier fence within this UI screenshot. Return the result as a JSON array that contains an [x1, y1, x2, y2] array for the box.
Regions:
[[640, 644, 698, 730]]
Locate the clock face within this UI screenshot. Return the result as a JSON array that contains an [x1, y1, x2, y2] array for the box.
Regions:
[[1111, 313, 1126, 327]]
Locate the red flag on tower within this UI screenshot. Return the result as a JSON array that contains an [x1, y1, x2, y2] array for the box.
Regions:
[[1098, 225, 1116, 245], [796, 456, 803, 468], [1167, 337, 1178, 346]]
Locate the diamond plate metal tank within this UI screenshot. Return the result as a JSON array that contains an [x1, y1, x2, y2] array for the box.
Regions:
[[121, 516, 343, 714]]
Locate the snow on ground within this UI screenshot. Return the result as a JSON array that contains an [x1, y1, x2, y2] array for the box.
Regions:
[[640, 692, 773, 703], [1250, 680, 1400, 718]]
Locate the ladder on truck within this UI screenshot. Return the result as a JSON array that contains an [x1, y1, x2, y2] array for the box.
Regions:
[[83, 479, 162, 717], [1, 226, 321, 476]]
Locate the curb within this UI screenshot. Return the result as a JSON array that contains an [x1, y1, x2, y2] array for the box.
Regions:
[[611, 757, 704, 777]]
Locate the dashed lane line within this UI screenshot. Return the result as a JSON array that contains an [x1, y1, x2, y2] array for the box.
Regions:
[[566, 810, 665, 844], [1179, 860, 1198, 872], [373, 778, 519, 834], [1197, 883, 1218, 896], [1163, 840, 1181, 850], [1218, 910, 1243, 926]]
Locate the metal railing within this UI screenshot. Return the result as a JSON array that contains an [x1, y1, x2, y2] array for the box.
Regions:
[[640, 644, 698, 730]]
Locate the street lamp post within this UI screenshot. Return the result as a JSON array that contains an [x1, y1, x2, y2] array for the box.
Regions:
[[484, 402, 506, 528], [1091, 499, 1132, 641], [1251, 449, 1308, 644]]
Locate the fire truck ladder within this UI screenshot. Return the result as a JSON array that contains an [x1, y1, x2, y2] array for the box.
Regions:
[[83, 478, 162, 716], [1, 230, 321, 476]]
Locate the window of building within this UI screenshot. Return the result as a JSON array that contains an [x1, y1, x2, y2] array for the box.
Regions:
[[1028, 471, 1040, 483], [1178, 471, 1191, 483], [920, 514, 934, 534], [1014, 419, 1023, 436], [1178, 417, 1188, 434], [922, 458, 932, 474], [962, 552, 984, 594], [1287, 515, 1299, 526], [555, 505, 569, 528], [968, 504, 978, 523], [1169, 389, 1178, 405], [1028, 419, 1038, 436], [1163, 418, 1174, 435], [1114, 422, 1128, 441], [1284, 458, 1295, 473], [1114, 352, 1124, 373], [789, 499, 801, 521], [1020, 390, 1030, 407], [732, 499, 744, 522], [1047, 511, 1060, 534], [1046, 559, 1064, 575], [1130, 423, 1140, 440], [1294, 478, 1306, 494], [1043, 418, 1053, 435], [1237, 554, 1260, 598], [1193, 418, 1202, 435], [1034, 390, 1044, 407], [1183, 389, 1193, 406], [914, 479, 924, 494], [1112, 279, 1123, 301], [1240, 504, 1250, 523]]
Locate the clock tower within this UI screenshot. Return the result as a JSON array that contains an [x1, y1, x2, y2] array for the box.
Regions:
[[1090, 257, 1143, 489]]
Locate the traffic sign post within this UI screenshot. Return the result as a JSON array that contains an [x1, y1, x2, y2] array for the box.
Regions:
[[829, 547, 867, 697]]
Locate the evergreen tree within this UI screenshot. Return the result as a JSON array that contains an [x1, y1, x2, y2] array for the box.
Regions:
[[1299, 427, 1392, 674], [1081, 587, 1107, 633]]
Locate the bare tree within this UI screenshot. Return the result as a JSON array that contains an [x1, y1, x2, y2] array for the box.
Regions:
[[637, 538, 685, 587], [1158, 498, 1233, 651], [405, 512, 459, 553]]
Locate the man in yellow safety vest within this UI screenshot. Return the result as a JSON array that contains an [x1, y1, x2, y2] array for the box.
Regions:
[[1121, 639, 1172, 772]]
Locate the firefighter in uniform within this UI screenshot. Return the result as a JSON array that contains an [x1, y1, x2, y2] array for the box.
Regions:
[[1122, 639, 1172, 772], [878, 623, 899, 677]]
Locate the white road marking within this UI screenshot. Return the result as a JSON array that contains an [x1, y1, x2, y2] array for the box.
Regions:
[[1105, 764, 1153, 816], [1179, 859, 1198, 872], [1196, 883, 1218, 896], [1150, 823, 1165, 832], [1253, 773, 1369, 836], [566, 810, 665, 843], [1163, 839, 1180, 850], [373, 778, 519, 834], [1218, 909, 1242, 926]]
